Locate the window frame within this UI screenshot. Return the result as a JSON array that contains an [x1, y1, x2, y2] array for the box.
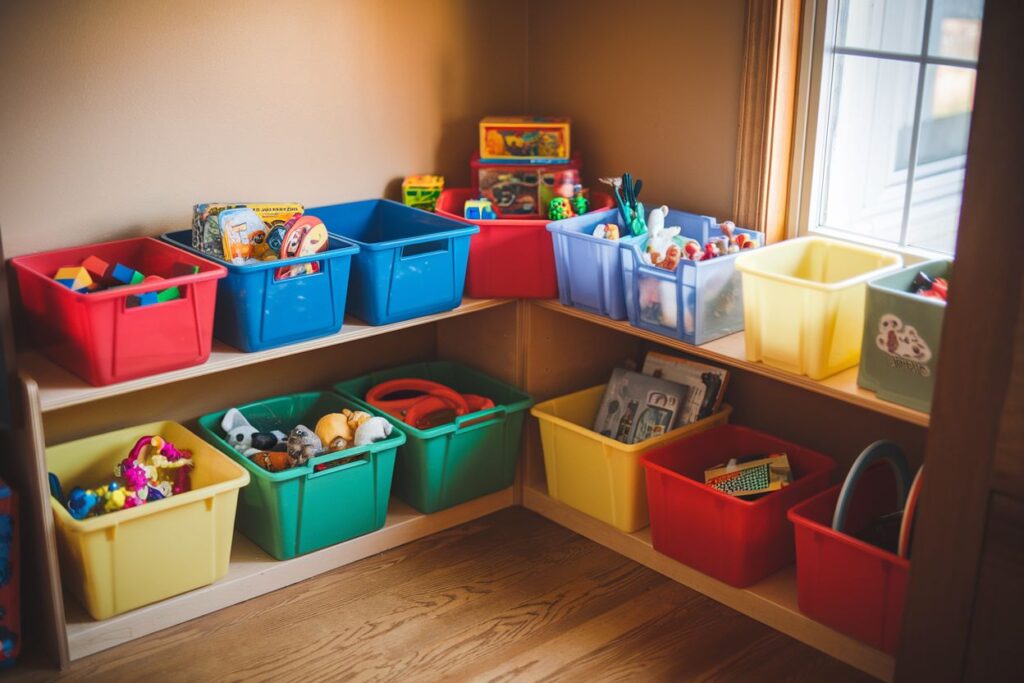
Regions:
[[788, 0, 979, 262]]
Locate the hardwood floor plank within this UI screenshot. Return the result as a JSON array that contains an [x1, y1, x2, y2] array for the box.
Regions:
[[10, 509, 872, 682]]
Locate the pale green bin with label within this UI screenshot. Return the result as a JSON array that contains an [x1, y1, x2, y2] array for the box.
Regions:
[[857, 259, 951, 413]]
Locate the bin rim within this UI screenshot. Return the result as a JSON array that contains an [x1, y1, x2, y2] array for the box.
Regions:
[[866, 257, 952, 310], [10, 236, 228, 301], [436, 188, 615, 227], [640, 423, 837, 509], [160, 229, 360, 273], [734, 236, 903, 292], [307, 198, 480, 251], [530, 384, 733, 454]]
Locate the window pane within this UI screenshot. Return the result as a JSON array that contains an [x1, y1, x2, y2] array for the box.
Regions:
[[836, 0, 926, 54], [906, 65, 976, 253], [928, 0, 984, 60], [819, 55, 919, 244]]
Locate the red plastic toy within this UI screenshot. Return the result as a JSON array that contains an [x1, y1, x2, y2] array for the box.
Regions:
[[366, 379, 494, 429]]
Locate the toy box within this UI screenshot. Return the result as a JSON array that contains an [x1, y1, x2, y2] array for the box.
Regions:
[[402, 175, 444, 212], [857, 259, 951, 413], [471, 153, 582, 217], [479, 116, 570, 164]]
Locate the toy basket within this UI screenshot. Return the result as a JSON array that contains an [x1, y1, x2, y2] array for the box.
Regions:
[[162, 230, 359, 352], [642, 425, 835, 587], [307, 200, 477, 325], [531, 384, 732, 532], [436, 188, 614, 299], [857, 259, 951, 413], [620, 210, 760, 345], [198, 392, 404, 560], [789, 460, 911, 653], [547, 208, 640, 319], [734, 237, 902, 379], [334, 361, 532, 514], [10, 237, 226, 386], [47, 421, 249, 620]]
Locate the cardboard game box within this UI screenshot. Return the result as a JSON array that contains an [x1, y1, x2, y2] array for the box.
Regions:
[[592, 368, 691, 445]]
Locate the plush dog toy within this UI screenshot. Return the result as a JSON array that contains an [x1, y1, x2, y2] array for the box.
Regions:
[[221, 408, 287, 454]]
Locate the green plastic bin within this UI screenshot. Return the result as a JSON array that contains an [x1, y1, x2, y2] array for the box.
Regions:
[[197, 391, 405, 560], [333, 361, 533, 514], [857, 259, 951, 413]]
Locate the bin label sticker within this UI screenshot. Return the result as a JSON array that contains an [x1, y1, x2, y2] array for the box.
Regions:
[[876, 314, 932, 376]]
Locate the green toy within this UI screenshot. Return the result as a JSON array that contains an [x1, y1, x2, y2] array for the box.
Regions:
[[548, 197, 573, 221], [601, 173, 646, 236], [570, 184, 589, 216]]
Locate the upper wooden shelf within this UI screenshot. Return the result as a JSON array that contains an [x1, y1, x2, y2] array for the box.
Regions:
[[19, 299, 511, 413], [533, 300, 930, 428]]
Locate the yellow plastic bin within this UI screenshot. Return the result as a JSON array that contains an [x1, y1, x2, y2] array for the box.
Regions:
[[48, 421, 250, 620], [734, 237, 902, 379], [531, 385, 732, 532]]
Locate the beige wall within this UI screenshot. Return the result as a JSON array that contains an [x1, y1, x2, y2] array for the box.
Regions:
[[0, 0, 746, 258], [527, 0, 746, 221], [0, 0, 527, 258]]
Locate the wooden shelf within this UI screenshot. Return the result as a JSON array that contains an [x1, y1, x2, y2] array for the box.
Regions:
[[533, 300, 929, 428], [522, 486, 894, 682], [63, 488, 514, 661], [18, 298, 511, 413]]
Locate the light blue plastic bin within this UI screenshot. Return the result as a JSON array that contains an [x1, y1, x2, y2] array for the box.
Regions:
[[620, 210, 760, 345], [307, 200, 478, 325], [547, 208, 639, 320], [161, 230, 359, 352]]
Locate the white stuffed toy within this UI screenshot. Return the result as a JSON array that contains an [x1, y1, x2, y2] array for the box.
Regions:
[[221, 408, 287, 455], [354, 417, 393, 446]]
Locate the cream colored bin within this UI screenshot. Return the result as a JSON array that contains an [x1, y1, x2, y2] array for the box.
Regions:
[[734, 237, 902, 379]]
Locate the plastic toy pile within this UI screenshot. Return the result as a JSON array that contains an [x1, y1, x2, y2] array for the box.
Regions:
[[49, 435, 194, 520], [52, 255, 197, 306], [192, 203, 330, 277], [910, 271, 949, 301], [221, 407, 394, 473]]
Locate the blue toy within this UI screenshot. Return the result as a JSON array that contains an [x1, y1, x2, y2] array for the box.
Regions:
[[67, 487, 100, 520]]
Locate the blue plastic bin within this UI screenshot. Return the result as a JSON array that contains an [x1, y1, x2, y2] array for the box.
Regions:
[[306, 200, 478, 325], [162, 230, 359, 352], [548, 208, 638, 320], [621, 210, 760, 345]]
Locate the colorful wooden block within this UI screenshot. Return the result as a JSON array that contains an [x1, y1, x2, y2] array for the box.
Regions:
[[126, 292, 159, 307], [81, 255, 112, 283], [156, 287, 181, 303], [53, 266, 93, 292], [110, 263, 145, 286]]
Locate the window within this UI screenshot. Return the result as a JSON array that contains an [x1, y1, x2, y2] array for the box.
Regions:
[[797, 0, 984, 256]]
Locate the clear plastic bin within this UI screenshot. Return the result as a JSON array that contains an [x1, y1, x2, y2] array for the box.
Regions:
[[620, 210, 760, 345], [734, 237, 902, 379]]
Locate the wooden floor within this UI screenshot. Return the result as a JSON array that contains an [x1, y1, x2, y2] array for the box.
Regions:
[[12, 509, 872, 682]]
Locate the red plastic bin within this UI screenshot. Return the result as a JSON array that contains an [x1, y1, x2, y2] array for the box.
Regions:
[[788, 463, 909, 654], [10, 237, 226, 386], [435, 188, 614, 299], [641, 425, 835, 587]]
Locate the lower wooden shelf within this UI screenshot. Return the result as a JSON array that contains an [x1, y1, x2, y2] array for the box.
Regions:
[[62, 488, 515, 661], [521, 485, 895, 682]]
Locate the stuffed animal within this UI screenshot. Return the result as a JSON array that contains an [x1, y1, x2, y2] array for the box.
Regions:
[[645, 206, 681, 265], [286, 425, 323, 467], [354, 416, 393, 446], [221, 408, 287, 454], [248, 451, 292, 473], [315, 413, 354, 451]]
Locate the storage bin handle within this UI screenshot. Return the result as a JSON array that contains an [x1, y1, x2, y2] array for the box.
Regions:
[[306, 448, 370, 479], [400, 237, 450, 259], [831, 440, 911, 535], [454, 405, 507, 432]]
